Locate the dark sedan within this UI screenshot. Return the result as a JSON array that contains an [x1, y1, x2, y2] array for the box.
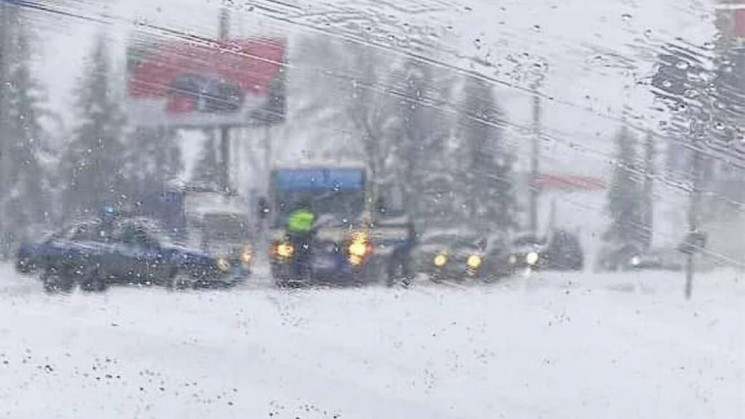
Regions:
[[21, 218, 245, 293], [414, 232, 491, 282], [509, 230, 584, 272]]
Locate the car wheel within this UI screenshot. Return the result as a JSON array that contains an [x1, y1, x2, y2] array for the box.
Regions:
[[16, 258, 34, 274], [162, 268, 188, 290], [41, 267, 75, 294], [386, 258, 411, 287], [173, 275, 194, 290], [79, 269, 108, 293]]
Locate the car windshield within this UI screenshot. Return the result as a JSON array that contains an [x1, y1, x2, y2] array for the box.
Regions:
[[1, 0, 743, 417], [513, 235, 546, 247], [201, 213, 250, 243]]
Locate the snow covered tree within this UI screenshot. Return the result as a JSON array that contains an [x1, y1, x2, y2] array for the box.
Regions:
[[0, 6, 51, 254], [191, 130, 220, 189], [604, 126, 645, 246], [345, 43, 399, 183], [456, 74, 516, 232], [640, 131, 656, 248], [394, 58, 450, 220], [123, 126, 183, 196], [61, 34, 127, 219]]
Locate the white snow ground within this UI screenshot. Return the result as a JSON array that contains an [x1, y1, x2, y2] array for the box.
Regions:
[[0, 264, 742, 419]]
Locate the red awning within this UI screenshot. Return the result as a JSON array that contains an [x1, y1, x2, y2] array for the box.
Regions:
[[534, 175, 606, 190]]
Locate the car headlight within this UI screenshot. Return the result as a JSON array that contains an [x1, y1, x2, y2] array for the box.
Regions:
[[216, 256, 231, 272], [239, 247, 253, 267], [349, 240, 368, 258], [509, 255, 517, 264], [275, 242, 294, 259], [434, 253, 448, 267], [630, 256, 641, 266], [466, 255, 482, 270], [526, 252, 539, 266], [348, 232, 371, 266]]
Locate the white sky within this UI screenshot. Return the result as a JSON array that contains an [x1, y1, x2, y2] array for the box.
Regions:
[[31, 0, 718, 179]]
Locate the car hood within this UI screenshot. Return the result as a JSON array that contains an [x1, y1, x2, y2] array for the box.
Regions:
[[417, 244, 480, 258], [161, 243, 213, 260], [512, 244, 544, 254]]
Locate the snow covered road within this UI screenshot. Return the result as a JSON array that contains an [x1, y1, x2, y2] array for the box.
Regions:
[[0, 264, 743, 418]]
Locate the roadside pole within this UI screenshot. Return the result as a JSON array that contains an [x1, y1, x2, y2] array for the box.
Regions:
[[218, 7, 231, 193], [529, 87, 541, 235], [685, 123, 703, 299]]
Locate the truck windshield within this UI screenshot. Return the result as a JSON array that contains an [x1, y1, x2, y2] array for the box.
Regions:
[[274, 189, 365, 227]]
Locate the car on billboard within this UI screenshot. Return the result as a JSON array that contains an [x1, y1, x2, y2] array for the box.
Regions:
[[166, 73, 245, 114], [127, 37, 285, 127]]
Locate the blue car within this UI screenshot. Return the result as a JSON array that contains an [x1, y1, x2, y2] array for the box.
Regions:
[[19, 218, 246, 293]]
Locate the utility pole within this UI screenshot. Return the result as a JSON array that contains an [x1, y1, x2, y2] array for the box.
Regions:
[[685, 119, 703, 299], [218, 6, 231, 193], [529, 86, 541, 235], [642, 130, 656, 249], [0, 1, 6, 246]]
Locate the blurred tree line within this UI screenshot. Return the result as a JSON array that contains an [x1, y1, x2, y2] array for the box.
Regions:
[[295, 35, 517, 235], [0, 4, 181, 257], [1, 4, 519, 258]]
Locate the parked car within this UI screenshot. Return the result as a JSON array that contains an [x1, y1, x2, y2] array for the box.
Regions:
[[414, 229, 511, 282], [15, 229, 72, 275], [597, 243, 684, 272], [509, 229, 584, 272], [30, 217, 246, 293]]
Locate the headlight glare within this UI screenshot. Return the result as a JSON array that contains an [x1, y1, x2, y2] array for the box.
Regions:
[[434, 253, 447, 267], [216, 256, 231, 272], [239, 247, 253, 266], [348, 232, 372, 266], [349, 241, 368, 258], [526, 252, 539, 266], [467, 255, 482, 269], [276, 242, 294, 258]]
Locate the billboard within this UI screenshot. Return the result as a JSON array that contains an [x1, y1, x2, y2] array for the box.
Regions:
[[126, 35, 286, 128], [715, 2, 745, 47]]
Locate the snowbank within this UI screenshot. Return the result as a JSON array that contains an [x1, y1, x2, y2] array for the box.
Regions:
[[0, 264, 742, 418]]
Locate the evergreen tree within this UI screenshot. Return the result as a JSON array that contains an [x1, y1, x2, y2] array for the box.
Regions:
[[641, 131, 656, 248], [394, 59, 448, 220], [191, 130, 219, 189], [123, 126, 183, 196], [62, 34, 126, 219], [457, 74, 516, 232], [604, 126, 645, 246], [0, 7, 50, 253]]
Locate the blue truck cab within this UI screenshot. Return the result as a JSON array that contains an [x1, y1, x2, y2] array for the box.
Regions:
[[266, 165, 414, 286]]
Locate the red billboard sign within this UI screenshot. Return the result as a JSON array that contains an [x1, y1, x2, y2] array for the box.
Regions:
[[736, 8, 745, 37], [127, 36, 286, 128], [535, 174, 606, 190]]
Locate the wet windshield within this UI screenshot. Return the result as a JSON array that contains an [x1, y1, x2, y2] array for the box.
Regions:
[[1, 0, 743, 417], [274, 189, 366, 227]]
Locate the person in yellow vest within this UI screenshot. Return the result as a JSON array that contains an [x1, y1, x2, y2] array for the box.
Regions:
[[286, 205, 315, 234], [286, 201, 316, 279]]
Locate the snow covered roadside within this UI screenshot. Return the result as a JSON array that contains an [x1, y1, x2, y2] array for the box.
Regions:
[[0, 264, 742, 418]]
